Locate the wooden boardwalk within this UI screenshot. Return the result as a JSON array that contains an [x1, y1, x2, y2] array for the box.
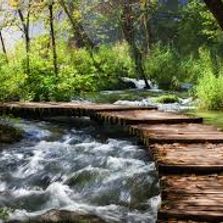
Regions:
[[0, 102, 157, 118], [1, 102, 223, 222]]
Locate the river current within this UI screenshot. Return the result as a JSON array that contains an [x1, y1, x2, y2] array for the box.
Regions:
[[0, 117, 160, 223]]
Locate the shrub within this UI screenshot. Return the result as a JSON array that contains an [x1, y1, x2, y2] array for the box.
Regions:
[[181, 48, 215, 83], [0, 37, 134, 102], [195, 71, 223, 110], [144, 43, 182, 90], [154, 94, 180, 104], [193, 47, 223, 110], [92, 43, 134, 90], [0, 54, 25, 101]]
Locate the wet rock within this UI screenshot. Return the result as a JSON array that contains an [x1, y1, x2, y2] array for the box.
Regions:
[[0, 124, 23, 144], [66, 167, 108, 188], [107, 78, 136, 90], [118, 79, 136, 89], [8, 209, 107, 223], [180, 83, 193, 91]]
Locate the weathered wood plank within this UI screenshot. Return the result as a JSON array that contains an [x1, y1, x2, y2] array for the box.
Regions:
[[96, 110, 203, 126], [129, 124, 223, 144], [159, 175, 223, 222], [0, 102, 157, 118], [160, 175, 223, 194], [158, 220, 207, 223], [150, 143, 223, 174], [158, 221, 208, 223]]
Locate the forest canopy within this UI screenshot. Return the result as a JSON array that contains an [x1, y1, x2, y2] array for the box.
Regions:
[[0, 0, 223, 109]]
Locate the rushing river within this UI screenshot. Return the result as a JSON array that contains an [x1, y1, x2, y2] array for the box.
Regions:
[[0, 117, 160, 223]]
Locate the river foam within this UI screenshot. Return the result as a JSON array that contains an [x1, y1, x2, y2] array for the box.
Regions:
[[0, 118, 160, 223]]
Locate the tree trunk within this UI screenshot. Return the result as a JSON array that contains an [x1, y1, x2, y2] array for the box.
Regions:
[[121, 0, 151, 89], [203, 0, 223, 31], [142, 0, 151, 53], [59, 0, 94, 48], [25, 29, 30, 75], [18, 9, 30, 76], [49, 3, 58, 77], [0, 30, 8, 63], [133, 46, 151, 89]]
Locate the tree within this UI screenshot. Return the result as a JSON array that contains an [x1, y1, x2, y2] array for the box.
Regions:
[[8, 0, 33, 75], [0, 3, 8, 62], [59, 0, 94, 48], [0, 31, 7, 60], [203, 0, 223, 31], [176, 0, 219, 55], [121, 0, 152, 88], [48, 0, 58, 76]]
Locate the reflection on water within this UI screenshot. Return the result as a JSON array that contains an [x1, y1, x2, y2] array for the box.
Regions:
[[0, 118, 160, 223]]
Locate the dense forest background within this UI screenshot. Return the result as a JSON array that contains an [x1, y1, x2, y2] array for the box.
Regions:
[[0, 0, 223, 110]]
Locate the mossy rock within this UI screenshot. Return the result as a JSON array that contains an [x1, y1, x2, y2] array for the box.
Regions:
[[153, 94, 179, 104], [0, 208, 10, 221], [7, 209, 107, 223], [0, 124, 23, 143]]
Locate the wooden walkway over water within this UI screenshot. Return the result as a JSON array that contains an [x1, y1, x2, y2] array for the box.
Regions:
[[1, 102, 223, 222]]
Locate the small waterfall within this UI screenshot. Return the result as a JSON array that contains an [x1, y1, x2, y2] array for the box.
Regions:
[[121, 77, 159, 90]]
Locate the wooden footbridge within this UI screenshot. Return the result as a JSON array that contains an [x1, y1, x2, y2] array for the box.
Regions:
[[1, 102, 223, 222]]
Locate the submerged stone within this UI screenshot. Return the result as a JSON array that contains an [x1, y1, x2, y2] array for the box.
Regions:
[[7, 209, 106, 223], [0, 124, 23, 144]]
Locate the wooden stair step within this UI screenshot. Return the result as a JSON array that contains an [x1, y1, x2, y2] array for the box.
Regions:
[[0, 102, 157, 118], [95, 110, 202, 125], [159, 175, 223, 222], [150, 143, 223, 174], [129, 124, 223, 144], [158, 220, 207, 223]]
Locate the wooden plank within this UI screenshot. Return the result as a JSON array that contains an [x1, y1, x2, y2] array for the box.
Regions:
[[129, 124, 223, 144], [0, 102, 157, 111], [96, 110, 203, 125], [158, 220, 207, 223], [150, 143, 223, 174], [0, 102, 157, 118], [159, 175, 223, 222], [160, 175, 223, 194]]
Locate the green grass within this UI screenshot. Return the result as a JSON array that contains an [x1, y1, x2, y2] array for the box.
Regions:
[[188, 110, 223, 130]]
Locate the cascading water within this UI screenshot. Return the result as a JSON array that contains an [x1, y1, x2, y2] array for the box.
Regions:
[[121, 78, 159, 90], [0, 118, 160, 223]]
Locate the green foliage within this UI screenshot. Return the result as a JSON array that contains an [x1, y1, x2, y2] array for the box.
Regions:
[[0, 54, 25, 101], [194, 48, 223, 110], [145, 43, 183, 90], [177, 0, 220, 55], [144, 43, 222, 92], [93, 43, 134, 90], [180, 48, 215, 83], [196, 72, 223, 110], [154, 94, 179, 104], [1, 0, 223, 106], [0, 37, 133, 102]]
